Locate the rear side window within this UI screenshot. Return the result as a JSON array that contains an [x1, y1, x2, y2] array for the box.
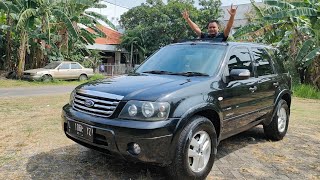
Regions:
[[228, 47, 253, 76], [59, 63, 70, 69], [252, 48, 274, 76], [71, 63, 82, 69], [267, 48, 286, 73]]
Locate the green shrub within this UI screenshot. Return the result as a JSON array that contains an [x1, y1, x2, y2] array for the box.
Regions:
[[293, 84, 320, 99], [88, 73, 106, 81]]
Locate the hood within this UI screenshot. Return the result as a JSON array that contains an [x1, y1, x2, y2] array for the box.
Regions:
[[23, 68, 48, 73], [77, 74, 210, 101]]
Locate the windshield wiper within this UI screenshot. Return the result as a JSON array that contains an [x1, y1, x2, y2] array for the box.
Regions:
[[142, 70, 173, 74], [174, 71, 209, 77], [142, 71, 209, 77]]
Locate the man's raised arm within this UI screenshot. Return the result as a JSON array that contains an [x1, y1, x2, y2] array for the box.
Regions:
[[224, 4, 238, 37], [182, 10, 201, 37]]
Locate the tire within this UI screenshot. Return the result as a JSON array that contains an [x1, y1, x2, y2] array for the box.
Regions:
[[6, 71, 17, 79], [79, 74, 88, 81], [167, 115, 217, 180], [263, 99, 290, 141], [42, 75, 52, 82]]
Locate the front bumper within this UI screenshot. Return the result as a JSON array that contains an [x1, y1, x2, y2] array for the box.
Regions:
[[61, 104, 179, 165], [22, 74, 42, 80]]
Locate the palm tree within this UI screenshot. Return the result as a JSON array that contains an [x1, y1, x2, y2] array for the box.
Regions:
[[120, 27, 147, 65]]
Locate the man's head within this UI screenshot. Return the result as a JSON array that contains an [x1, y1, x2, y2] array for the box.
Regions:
[[206, 20, 220, 35]]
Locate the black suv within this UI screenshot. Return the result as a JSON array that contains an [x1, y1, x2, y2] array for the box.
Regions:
[[62, 40, 291, 180]]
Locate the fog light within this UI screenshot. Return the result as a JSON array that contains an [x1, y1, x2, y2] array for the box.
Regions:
[[128, 142, 141, 155]]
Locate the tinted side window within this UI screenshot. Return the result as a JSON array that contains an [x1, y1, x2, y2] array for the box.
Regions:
[[71, 63, 82, 69], [266, 48, 285, 73], [228, 47, 253, 76], [252, 48, 274, 76], [59, 63, 70, 69]]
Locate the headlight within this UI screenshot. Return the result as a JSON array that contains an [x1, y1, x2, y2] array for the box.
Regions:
[[69, 90, 76, 105], [128, 104, 138, 116], [36, 72, 44, 75], [119, 101, 170, 121], [142, 102, 154, 117]]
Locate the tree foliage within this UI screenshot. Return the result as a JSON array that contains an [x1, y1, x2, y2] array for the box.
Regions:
[[234, 0, 320, 87], [0, 0, 114, 77], [120, 0, 222, 60]]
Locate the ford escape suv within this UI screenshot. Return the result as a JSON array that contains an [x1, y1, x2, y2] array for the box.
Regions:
[[62, 40, 291, 180]]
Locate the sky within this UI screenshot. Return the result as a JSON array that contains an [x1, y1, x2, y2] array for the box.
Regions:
[[102, 0, 257, 8], [87, 0, 261, 26]]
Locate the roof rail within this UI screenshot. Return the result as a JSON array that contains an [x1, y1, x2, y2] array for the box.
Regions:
[[178, 38, 228, 43]]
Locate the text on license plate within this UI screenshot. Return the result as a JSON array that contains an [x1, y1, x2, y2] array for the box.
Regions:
[[67, 120, 93, 140]]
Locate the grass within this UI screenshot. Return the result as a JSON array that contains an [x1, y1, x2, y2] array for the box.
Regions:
[[0, 73, 107, 88], [293, 84, 320, 99]]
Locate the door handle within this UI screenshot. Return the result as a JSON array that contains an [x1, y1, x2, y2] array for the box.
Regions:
[[249, 86, 257, 92], [273, 82, 279, 86]]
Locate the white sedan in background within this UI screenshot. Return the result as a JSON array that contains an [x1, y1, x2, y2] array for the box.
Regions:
[[23, 61, 94, 81]]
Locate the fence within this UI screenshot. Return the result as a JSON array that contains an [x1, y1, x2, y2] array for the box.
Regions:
[[99, 64, 133, 76]]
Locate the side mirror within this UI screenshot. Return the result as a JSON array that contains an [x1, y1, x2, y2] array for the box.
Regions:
[[229, 69, 251, 81]]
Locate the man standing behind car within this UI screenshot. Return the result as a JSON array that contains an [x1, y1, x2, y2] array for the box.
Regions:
[[182, 4, 238, 41]]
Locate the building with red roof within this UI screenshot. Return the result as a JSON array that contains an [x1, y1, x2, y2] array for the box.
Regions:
[[86, 25, 130, 75]]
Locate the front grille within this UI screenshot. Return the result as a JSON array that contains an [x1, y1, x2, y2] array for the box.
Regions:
[[73, 90, 124, 117], [23, 72, 31, 75]]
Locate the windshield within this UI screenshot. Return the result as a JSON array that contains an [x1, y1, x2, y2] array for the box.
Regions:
[[136, 44, 226, 76], [43, 62, 61, 69]]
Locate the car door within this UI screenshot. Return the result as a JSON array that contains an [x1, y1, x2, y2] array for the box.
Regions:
[[55, 62, 71, 79], [219, 46, 260, 136], [70, 62, 83, 79], [251, 47, 278, 118]]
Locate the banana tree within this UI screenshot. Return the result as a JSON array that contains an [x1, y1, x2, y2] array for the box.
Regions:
[[0, 12, 6, 69], [32, 0, 115, 69], [0, 1, 17, 71], [53, 0, 115, 60], [1, 0, 116, 72], [291, 39, 320, 83], [0, 0, 37, 77], [234, 0, 320, 84], [0, 0, 66, 77]]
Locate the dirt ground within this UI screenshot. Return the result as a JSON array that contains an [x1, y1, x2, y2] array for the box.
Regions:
[[0, 94, 319, 180]]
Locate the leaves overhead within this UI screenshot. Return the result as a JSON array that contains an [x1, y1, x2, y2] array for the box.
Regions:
[[120, 0, 223, 57], [0, 0, 115, 72], [234, 0, 320, 85]]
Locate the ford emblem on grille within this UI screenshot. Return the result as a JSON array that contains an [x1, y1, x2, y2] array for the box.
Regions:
[[84, 99, 95, 107]]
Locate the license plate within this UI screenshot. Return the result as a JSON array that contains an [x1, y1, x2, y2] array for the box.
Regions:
[[67, 120, 94, 141]]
